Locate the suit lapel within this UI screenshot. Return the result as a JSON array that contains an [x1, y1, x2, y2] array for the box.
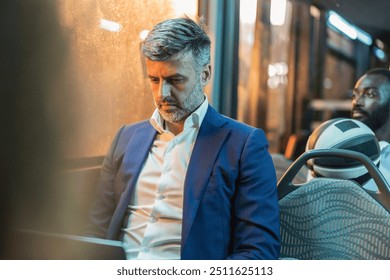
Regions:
[[121, 123, 157, 190], [107, 123, 156, 239], [120, 123, 156, 197], [181, 107, 230, 246]]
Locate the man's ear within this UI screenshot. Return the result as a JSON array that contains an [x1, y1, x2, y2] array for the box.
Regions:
[[201, 64, 212, 86]]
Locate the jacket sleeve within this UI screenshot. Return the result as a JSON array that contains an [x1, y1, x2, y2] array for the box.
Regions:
[[226, 128, 280, 260]]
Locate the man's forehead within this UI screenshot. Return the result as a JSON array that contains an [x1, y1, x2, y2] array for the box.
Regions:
[[146, 53, 196, 76], [357, 74, 390, 88]]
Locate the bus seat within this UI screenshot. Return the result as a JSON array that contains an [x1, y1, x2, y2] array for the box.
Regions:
[[277, 149, 390, 259]]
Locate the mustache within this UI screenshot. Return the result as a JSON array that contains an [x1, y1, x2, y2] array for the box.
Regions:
[[352, 106, 368, 115], [157, 97, 177, 106]]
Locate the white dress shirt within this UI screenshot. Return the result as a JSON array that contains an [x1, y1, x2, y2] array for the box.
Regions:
[[363, 141, 390, 192], [122, 96, 208, 260]]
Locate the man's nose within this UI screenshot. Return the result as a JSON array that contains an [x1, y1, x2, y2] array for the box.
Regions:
[[158, 81, 171, 99], [354, 93, 365, 107]]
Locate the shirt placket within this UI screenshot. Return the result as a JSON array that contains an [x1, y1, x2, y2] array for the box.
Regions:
[[137, 137, 180, 259]]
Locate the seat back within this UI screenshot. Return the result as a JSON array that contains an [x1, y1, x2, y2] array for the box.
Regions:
[[278, 149, 390, 259]]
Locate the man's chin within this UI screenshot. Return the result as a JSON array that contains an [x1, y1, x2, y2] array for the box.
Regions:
[[159, 111, 185, 123]]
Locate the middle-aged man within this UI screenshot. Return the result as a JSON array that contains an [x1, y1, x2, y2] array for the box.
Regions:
[[87, 17, 280, 260], [352, 68, 390, 143]]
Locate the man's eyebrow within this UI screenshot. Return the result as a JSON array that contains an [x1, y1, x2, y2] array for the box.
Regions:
[[164, 73, 187, 79], [148, 73, 186, 79], [363, 86, 379, 90], [354, 86, 378, 90], [169, 73, 186, 78]]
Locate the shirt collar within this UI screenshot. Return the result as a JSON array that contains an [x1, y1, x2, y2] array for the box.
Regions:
[[150, 95, 209, 134], [380, 141, 390, 158]]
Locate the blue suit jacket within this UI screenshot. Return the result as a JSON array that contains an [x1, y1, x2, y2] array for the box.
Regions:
[[88, 106, 280, 259]]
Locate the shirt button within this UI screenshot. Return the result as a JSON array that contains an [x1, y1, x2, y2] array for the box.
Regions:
[[156, 194, 165, 200], [150, 216, 158, 223], [141, 247, 149, 253], [162, 164, 171, 172]]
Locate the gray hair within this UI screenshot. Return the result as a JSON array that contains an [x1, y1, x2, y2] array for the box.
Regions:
[[141, 17, 211, 71]]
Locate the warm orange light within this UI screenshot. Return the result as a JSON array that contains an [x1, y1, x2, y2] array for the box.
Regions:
[[171, 0, 197, 18]]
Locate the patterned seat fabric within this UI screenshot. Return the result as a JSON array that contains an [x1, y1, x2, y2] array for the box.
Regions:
[[279, 178, 390, 259]]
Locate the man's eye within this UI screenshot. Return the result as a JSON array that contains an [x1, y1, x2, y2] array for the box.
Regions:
[[149, 78, 159, 84], [170, 78, 184, 84], [365, 89, 377, 98]]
